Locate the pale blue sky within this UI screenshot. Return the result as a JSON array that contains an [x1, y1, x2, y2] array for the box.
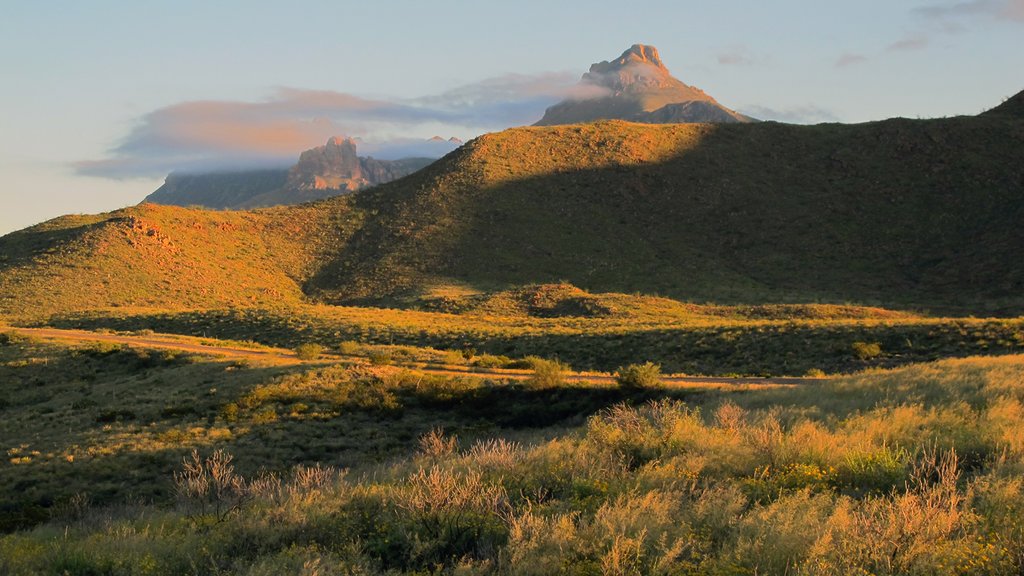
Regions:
[[2, 0, 1022, 234]]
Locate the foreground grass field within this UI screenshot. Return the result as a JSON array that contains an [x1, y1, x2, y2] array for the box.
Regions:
[[4, 330, 1024, 574]]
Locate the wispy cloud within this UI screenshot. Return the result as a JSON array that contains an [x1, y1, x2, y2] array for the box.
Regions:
[[77, 73, 603, 178], [835, 53, 868, 68], [914, 0, 1024, 22], [887, 34, 931, 51], [716, 46, 760, 66], [739, 105, 840, 124]]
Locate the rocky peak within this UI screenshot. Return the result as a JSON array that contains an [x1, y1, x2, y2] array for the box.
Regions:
[[615, 44, 667, 69], [535, 44, 753, 126], [287, 136, 364, 191], [582, 43, 692, 94]]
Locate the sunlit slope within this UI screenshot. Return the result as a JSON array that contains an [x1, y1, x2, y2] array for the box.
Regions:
[[2, 98, 1023, 318], [322, 112, 1024, 313], [0, 202, 354, 317]]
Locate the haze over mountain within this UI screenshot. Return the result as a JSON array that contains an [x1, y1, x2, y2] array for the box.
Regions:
[[143, 136, 457, 209], [2, 90, 1023, 319], [536, 44, 754, 125]]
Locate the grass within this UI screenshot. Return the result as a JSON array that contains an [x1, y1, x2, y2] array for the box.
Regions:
[[39, 302, 1024, 376], [4, 341, 1024, 573]]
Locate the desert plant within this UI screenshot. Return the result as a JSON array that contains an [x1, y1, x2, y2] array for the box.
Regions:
[[294, 343, 324, 360], [615, 362, 663, 390], [173, 449, 252, 524], [852, 341, 883, 360], [525, 357, 568, 389]]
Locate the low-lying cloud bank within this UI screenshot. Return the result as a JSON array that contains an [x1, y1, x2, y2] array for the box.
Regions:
[[78, 73, 607, 179]]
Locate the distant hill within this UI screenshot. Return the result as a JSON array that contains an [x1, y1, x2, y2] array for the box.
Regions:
[[2, 91, 1024, 318], [143, 137, 442, 209], [536, 44, 754, 125]]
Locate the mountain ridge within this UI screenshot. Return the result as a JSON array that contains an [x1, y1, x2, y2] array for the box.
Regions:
[[2, 93, 1024, 319]]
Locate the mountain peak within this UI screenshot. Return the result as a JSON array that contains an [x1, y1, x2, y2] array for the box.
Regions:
[[616, 44, 666, 70], [535, 44, 754, 126]]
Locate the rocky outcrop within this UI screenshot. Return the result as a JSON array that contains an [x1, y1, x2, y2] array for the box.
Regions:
[[144, 137, 442, 209], [536, 44, 754, 126]]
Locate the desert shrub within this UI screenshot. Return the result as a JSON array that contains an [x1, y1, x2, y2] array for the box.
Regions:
[[0, 331, 25, 346], [419, 428, 458, 459], [388, 466, 509, 568], [615, 362, 663, 390], [524, 357, 568, 389], [834, 446, 910, 495], [852, 341, 883, 360], [471, 354, 513, 368], [219, 402, 240, 423], [806, 367, 827, 377], [368, 350, 395, 365], [338, 340, 361, 355], [294, 343, 324, 360], [174, 449, 253, 524]]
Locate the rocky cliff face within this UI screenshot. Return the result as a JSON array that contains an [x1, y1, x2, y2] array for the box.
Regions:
[[536, 44, 754, 126], [144, 137, 442, 209], [284, 136, 366, 192]]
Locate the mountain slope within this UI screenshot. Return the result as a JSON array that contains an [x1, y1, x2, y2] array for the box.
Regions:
[[536, 44, 753, 125], [0, 202, 355, 317], [3, 94, 1024, 318], [322, 109, 1024, 313]]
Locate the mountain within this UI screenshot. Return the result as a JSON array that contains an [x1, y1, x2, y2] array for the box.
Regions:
[[536, 44, 754, 125], [142, 137, 440, 210], [984, 90, 1024, 118], [3, 92, 1024, 319]]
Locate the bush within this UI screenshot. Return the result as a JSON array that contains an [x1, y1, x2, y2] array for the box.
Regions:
[[615, 362, 663, 390], [368, 350, 395, 365], [852, 341, 882, 360], [294, 343, 324, 360], [525, 357, 568, 389], [471, 354, 513, 369]]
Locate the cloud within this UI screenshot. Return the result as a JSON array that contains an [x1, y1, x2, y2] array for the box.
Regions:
[[887, 34, 931, 51], [835, 53, 868, 68], [914, 0, 1024, 22], [716, 46, 759, 66], [740, 105, 841, 124], [78, 73, 601, 178]]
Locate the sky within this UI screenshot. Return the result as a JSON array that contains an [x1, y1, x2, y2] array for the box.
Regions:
[[1, 0, 1022, 235]]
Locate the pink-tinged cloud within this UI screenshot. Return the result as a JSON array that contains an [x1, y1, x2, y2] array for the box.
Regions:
[[887, 35, 931, 51], [77, 73, 607, 179], [836, 53, 868, 68]]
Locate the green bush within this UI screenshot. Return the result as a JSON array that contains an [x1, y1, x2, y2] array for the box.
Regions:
[[525, 356, 568, 389], [471, 354, 513, 368], [295, 343, 324, 360], [615, 362, 663, 390]]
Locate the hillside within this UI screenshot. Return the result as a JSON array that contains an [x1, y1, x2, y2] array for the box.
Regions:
[[2, 95, 1024, 318], [0, 202, 354, 317], [323, 108, 1024, 314], [536, 44, 753, 125]]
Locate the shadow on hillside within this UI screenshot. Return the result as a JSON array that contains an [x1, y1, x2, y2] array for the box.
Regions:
[[315, 116, 1024, 316]]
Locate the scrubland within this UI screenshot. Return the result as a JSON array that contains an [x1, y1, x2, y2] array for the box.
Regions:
[[4, 330, 1024, 574]]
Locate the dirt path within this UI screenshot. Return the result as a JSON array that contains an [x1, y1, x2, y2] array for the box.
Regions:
[[6, 326, 818, 387]]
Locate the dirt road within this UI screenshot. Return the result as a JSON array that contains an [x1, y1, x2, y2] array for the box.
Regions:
[[6, 326, 818, 387]]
